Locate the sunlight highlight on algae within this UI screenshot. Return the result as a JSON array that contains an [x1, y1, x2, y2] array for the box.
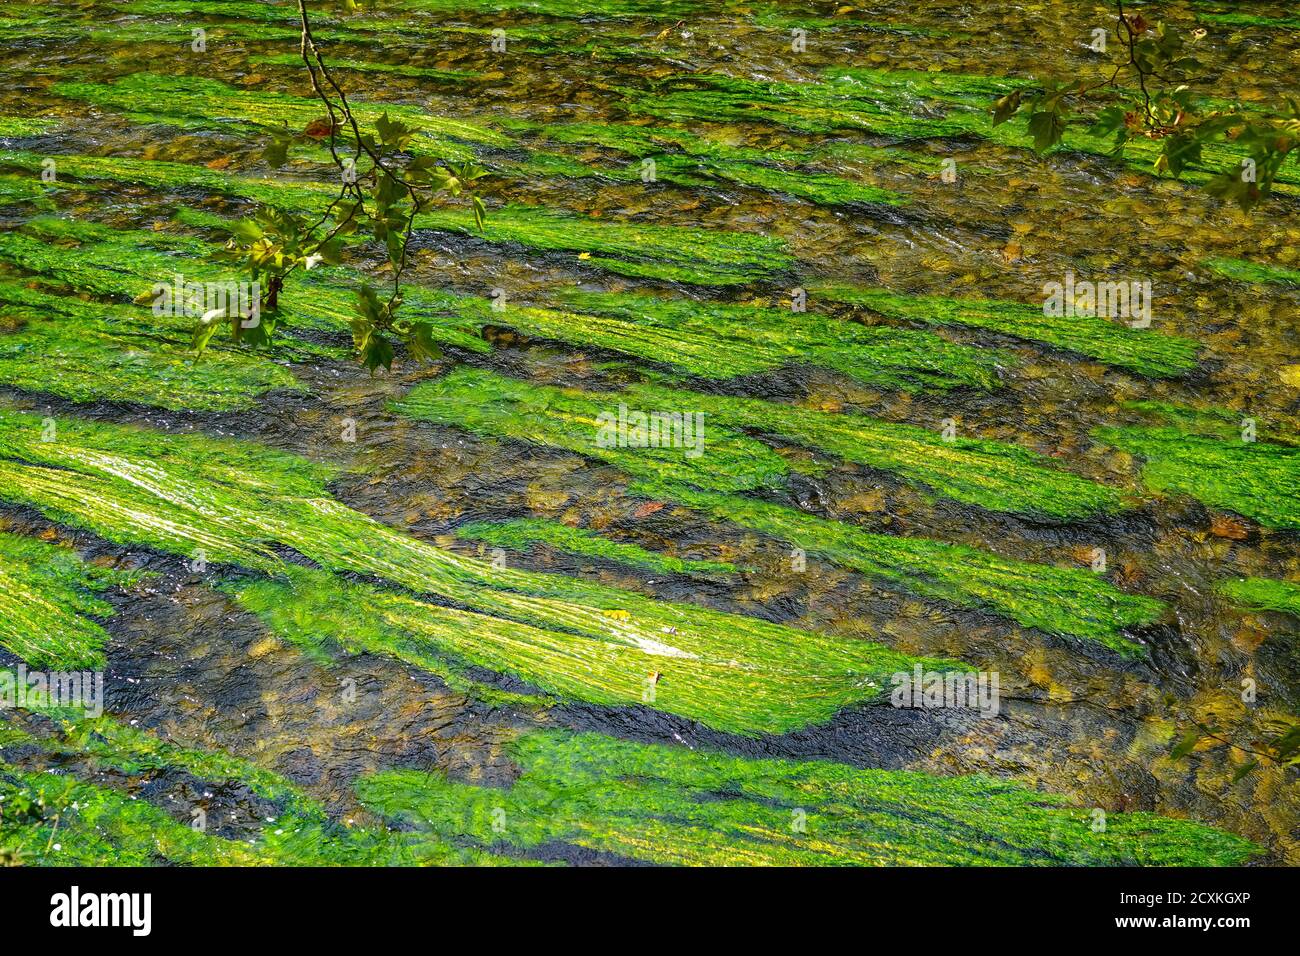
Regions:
[[396, 368, 1163, 652], [0, 405, 955, 735], [358, 729, 1261, 866]]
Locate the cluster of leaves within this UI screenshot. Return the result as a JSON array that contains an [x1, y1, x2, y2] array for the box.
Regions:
[[202, 0, 488, 372], [992, 3, 1298, 210], [1172, 715, 1300, 784]]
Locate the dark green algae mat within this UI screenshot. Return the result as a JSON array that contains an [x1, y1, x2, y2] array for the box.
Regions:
[[0, 0, 1298, 865]]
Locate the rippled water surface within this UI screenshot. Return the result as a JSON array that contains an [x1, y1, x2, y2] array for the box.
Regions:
[[0, 0, 1296, 866]]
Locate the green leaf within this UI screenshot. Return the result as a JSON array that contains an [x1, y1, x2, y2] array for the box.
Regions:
[[356, 283, 384, 324], [1170, 729, 1201, 761], [1088, 106, 1127, 138], [315, 237, 344, 265], [1204, 167, 1261, 211], [992, 91, 1023, 127], [1229, 760, 1258, 784], [362, 334, 394, 374], [235, 315, 272, 348], [408, 322, 443, 363], [230, 218, 265, 244], [1162, 131, 1202, 176], [190, 314, 222, 357], [458, 163, 491, 182], [1027, 108, 1067, 152], [385, 230, 405, 268], [375, 112, 414, 150], [263, 121, 293, 168]]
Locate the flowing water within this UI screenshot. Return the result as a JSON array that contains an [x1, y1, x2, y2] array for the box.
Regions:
[[0, 0, 1296, 866]]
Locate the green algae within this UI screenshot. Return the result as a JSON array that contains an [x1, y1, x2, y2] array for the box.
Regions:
[[0, 117, 58, 138], [1121, 400, 1238, 433], [0, 278, 303, 409], [0, 16, 302, 46], [0, 759, 498, 864], [0, 405, 337, 570], [818, 69, 1300, 194], [0, 405, 958, 735], [814, 140, 967, 173], [624, 378, 1124, 519], [0, 151, 792, 286], [1203, 257, 1300, 288], [415, 203, 795, 286], [621, 69, 1024, 138], [399, 367, 1123, 519], [397, 368, 794, 494], [545, 287, 1004, 390], [1118, 401, 1298, 447], [225, 562, 937, 735], [221, 214, 983, 391], [641, 482, 1158, 655], [0, 1, 411, 47], [0, 761, 268, 866], [358, 729, 1260, 866], [426, 22, 692, 62], [651, 153, 902, 207], [395, 0, 936, 36], [0, 214, 484, 357], [622, 68, 1300, 193], [816, 286, 1201, 378], [0, 174, 58, 210], [0, 711, 505, 865], [250, 53, 480, 84], [53, 74, 505, 160], [1, 709, 317, 818], [0, 531, 129, 669], [0, 148, 337, 211], [509, 146, 903, 208], [396, 369, 1161, 650], [1095, 426, 1300, 531], [1218, 578, 1300, 620], [394, 0, 701, 21], [0, 215, 838, 382], [0, 221, 225, 300], [1195, 11, 1300, 30], [115, 0, 337, 25], [456, 516, 739, 576], [218, 567, 547, 708], [507, 119, 905, 207], [0, 0, 1279, 868]]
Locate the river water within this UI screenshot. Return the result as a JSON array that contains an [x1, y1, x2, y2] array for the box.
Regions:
[[0, 0, 1295, 865]]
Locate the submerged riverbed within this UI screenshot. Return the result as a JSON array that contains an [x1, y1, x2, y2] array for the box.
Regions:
[[0, 0, 1296, 865]]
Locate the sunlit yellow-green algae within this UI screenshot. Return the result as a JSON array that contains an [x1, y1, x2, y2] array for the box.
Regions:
[[816, 286, 1200, 378], [0, 212, 1004, 390], [1218, 577, 1300, 620], [224, 562, 932, 734], [1095, 425, 1300, 530], [0, 278, 302, 409], [357, 729, 1262, 866], [0, 406, 952, 736], [0, 711, 506, 865], [395, 368, 1163, 651], [0, 531, 129, 669], [1203, 257, 1300, 288], [398, 366, 1125, 519]]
